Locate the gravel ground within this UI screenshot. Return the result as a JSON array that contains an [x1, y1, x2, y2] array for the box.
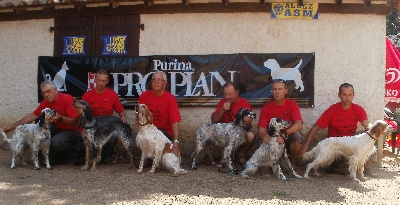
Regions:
[[0, 148, 399, 205]]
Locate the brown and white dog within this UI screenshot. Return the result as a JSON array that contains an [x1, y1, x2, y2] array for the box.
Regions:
[[302, 120, 392, 181], [135, 104, 187, 177]]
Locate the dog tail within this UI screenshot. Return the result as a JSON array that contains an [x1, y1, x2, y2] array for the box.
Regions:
[[302, 146, 318, 161], [0, 129, 11, 147]]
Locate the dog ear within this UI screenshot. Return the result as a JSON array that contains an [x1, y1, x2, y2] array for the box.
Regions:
[[145, 108, 153, 124], [234, 108, 244, 125], [268, 118, 276, 136], [370, 121, 385, 137], [38, 110, 46, 128]]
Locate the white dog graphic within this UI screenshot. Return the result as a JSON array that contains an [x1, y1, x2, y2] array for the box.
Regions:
[[46, 61, 69, 91], [264, 59, 304, 92]]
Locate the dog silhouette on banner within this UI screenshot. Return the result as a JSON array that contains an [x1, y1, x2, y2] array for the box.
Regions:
[[45, 61, 69, 91], [264, 59, 304, 92]]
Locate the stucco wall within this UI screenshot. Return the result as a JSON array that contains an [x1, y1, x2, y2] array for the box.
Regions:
[[0, 13, 386, 157], [0, 19, 54, 121], [140, 13, 386, 155]]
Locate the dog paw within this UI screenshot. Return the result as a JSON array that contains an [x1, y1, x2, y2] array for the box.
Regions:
[[358, 177, 367, 182], [47, 167, 53, 170], [303, 175, 310, 179], [240, 173, 250, 179], [81, 166, 88, 171], [137, 169, 143, 174], [190, 166, 198, 170], [34, 167, 41, 170]]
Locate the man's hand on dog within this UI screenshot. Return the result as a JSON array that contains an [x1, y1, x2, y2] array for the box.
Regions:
[[262, 134, 285, 144], [172, 142, 181, 157], [244, 116, 253, 124]]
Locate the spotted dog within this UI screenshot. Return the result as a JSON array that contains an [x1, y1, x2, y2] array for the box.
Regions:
[[191, 108, 256, 174], [0, 108, 56, 170], [135, 104, 187, 176], [241, 118, 302, 180], [302, 120, 391, 181], [73, 100, 134, 171]]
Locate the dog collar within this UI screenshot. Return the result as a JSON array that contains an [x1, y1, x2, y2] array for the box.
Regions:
[[42, 124, 51, 129], [366, 132, 376, 140], [135, 122, 151, 126], [81, 118, 97, 129]]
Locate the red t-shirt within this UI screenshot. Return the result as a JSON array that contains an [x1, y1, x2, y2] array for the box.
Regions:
[[82, 88, 124, 117], [258, 98, 302, 128], [316, 102, 368, 137], [33, 92, 80, 132], [139, 90, 182, 137], [212, 98, 252, 123]]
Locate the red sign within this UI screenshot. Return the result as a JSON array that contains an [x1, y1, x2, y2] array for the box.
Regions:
[[386, 37, 400, 99]]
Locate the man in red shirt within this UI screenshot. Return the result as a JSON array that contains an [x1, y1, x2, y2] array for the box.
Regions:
[[299, 83, 374, 176], [211, 82, 254, 165], [258, 79, 304, 170], [82, 68, 127, 162], [139, 71, 182, 156], [2, 80, 83, 165]]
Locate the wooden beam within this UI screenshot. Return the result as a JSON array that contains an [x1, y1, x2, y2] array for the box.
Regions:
[[13, 8, 27, 15], [182, 0, 190, 6], [144, 0, 153, 8], [109, 2, 120, 9], [42, 6, 55, 14], [74, 4, 86, 11], [0, 3, 392, 21]]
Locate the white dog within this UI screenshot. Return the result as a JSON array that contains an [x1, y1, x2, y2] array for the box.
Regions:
[[135, 104, 187, 177], [0, 108, 56, 170], [264, 59, 304, 92], [302, 120, 391, 181]]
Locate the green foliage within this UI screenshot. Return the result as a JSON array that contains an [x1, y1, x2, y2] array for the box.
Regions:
[[387, 8, 400, 36]]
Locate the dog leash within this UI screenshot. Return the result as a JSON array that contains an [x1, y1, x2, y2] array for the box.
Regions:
[[366, 132, 376, 140]]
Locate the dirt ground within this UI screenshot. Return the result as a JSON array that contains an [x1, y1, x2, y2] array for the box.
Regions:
[[0, 147, 399, 205]]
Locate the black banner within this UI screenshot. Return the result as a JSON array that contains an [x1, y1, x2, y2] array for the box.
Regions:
[[38, 53, 315, 108]]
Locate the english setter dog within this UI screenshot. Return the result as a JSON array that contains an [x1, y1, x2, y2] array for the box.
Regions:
[[0, 108, 56, 170], [241, 118, 302, 180], [191, 108, 256, 174], [135, 104, 187, 176], [302, 120, 391, 181], [73, 100, 134, 171]]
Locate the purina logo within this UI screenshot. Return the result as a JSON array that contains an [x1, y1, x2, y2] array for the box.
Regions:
[[88, 72, 96, 90]]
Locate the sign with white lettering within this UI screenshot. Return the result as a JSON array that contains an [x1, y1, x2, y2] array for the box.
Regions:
[[38, 53, 315, 107]]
